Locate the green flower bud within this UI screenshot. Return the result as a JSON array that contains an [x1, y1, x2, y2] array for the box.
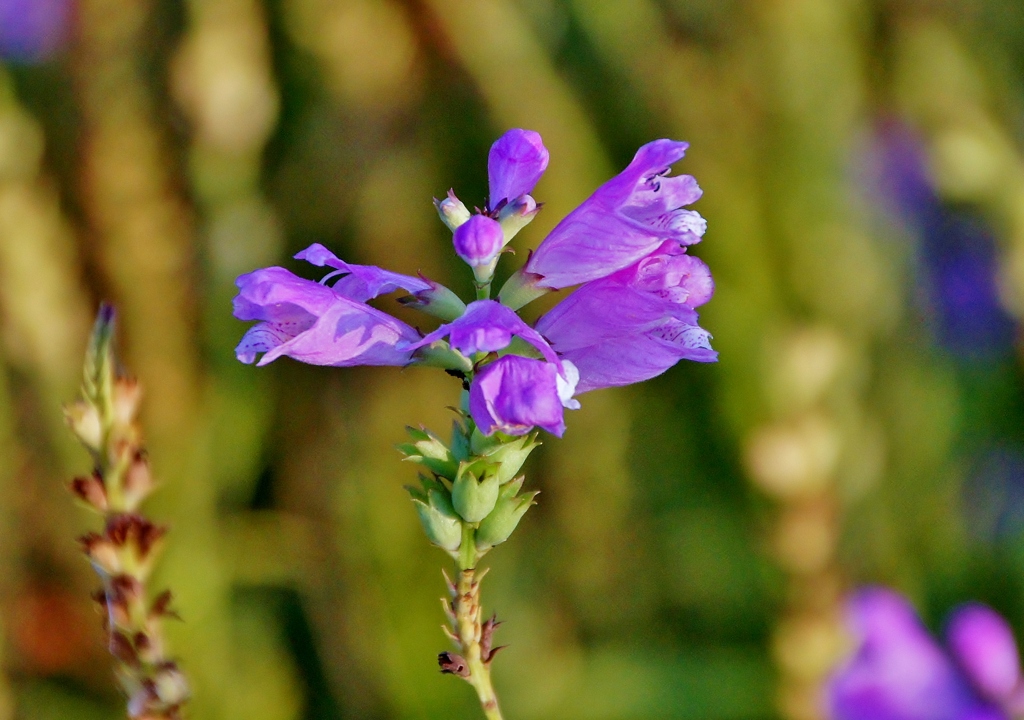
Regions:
[[397, 426, 458, 479], [472, 433, 540, 485], [451, 464, 500, 523], [476, 490, 539, 550], [435, 190, 471, 231], [409, 486, 462, 552]]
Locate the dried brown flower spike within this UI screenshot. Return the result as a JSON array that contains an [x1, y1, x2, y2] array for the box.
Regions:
[[65, 304, 189, 719]]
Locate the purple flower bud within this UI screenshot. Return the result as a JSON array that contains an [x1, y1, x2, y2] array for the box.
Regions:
[[947, 604, 1021, 703], [488, 129, 549, 211], [233, 264, 421, 367], [526, 139, 704, 289], [469, 356, 567, 437], [497, 193, 541, 243], [536, 242, 715, 393], [453, 215, 503, 269]]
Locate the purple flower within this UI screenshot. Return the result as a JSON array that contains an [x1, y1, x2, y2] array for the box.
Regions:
[[525, 139, 705, 289], [946, 605, 1022, 704], [453, 215, 504, 269], [488, 129, 549, 211], [233, 245, 425, 367], [404, 299, 560, 367], [827, 587, 1014, 720], [469, 355, 570, 437], [536, 241, 716, 393], [0, 0, 70, 63]]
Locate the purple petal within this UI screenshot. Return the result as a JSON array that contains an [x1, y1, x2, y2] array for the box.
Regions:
[[946, 604, 1021, 703], [453, 215, 503, 267], [488, 129, 549, 210], [403, 300, 559, 366], [525, 139, 702, 288], [536, 244, 715, 393], [294, 243, 431, 302], [233, 266, 419, 367], [0, 0, 70, 63], [469, 355, 565, 437], [827, 588, 1000, 720]]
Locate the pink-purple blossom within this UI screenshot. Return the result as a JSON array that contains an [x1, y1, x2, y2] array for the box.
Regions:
[[233, 248, 424, 367], [233, 128, 716, 438], [525, 139, 705, 289], [469, 355, 569, 437], [536, 241, 716, 393], [827, 587, 1020, 720]]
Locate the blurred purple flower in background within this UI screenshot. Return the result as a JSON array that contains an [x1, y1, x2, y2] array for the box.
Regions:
[[0, 0, 71, 63], [871, 122, 1017, 360], [828, 587, 1024, 720]]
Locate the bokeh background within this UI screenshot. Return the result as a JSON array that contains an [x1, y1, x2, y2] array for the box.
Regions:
[[1, 0, 1024, 718]]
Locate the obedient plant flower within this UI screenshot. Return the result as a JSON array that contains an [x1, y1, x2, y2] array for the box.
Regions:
[[524, 139, 705, 289], [234, 245, 427, 367], [827, 587, 1024, 720], [537, 240, 716, 393], [233, 127, 715, 720]]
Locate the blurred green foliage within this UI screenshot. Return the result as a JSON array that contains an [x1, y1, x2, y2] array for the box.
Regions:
[[1, 1, 1024, 719]]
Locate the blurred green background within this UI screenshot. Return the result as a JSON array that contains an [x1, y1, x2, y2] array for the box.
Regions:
[[1, 0, 1024, 718]]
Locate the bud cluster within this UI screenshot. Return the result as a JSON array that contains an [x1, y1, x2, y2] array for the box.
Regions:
[[64, 305, 189, 720], [399, 420, 539, 566]]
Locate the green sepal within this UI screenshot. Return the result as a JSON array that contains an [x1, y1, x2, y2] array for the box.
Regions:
[[472, 433, 540, 485], [409, 483, 462, 552], [451, 463, 500, 524], [476, 490, 539, 550], [397, 426, 458, 479], [450, 420, 471, 464]]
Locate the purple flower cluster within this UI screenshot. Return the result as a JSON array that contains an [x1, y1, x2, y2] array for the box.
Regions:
[[233, 129, 716, 437], [828, 587, 1024, 720]]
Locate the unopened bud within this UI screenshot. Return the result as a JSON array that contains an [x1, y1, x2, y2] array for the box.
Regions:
[[151, 664, 190, 708], [497, 194, 540, 244], [411, 489, 462, 552], [476, 490, 538, 550], [70, 474, 108, 512], [112, 378, 142, 428], [398, 427, 459, 479], [453, 215, 503, 272], [64, 401, 103, 450], [452, 466, 500, 524], [472, 433, 539, 485], [122, 454, 155, 511], [435, 190, 471, 231]]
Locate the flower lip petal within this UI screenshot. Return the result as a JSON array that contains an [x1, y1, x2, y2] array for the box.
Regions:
[[525, 138, 701, 289], [295, 243, 431, 302], [488, 129, 549, 211], [402, 300, 560, 368], [469, 355, 566, 437]]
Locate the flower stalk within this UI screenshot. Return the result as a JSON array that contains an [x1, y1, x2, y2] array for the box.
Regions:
[[65, 304, 189, 720]]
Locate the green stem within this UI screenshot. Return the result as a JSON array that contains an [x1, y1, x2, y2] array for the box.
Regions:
[[475, 281, 492, 301], [454, 563, 504, 720]]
